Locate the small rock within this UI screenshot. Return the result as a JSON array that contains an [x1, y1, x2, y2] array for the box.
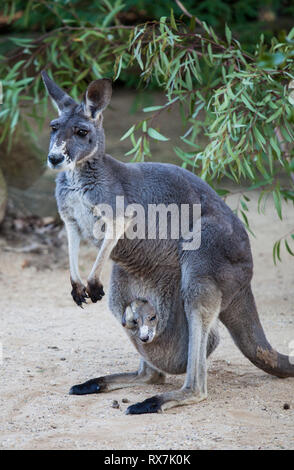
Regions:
[[22, 259, 31, 269], [111, 400, 120, 409], [60, 357, 66, 361], [0, 130, 45, 190], [122, 398, 129, 403]]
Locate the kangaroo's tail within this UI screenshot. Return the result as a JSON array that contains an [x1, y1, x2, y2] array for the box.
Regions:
[[220, 285, 294, 378]]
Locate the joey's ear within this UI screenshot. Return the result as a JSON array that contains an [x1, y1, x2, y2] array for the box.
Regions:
[[122, 311, 127, 328], [125, 306, 134, 326], [83, 79, 112, 120], [41, 70, 77, 115]]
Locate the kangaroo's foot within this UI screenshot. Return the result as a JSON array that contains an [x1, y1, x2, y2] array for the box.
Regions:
[[71, 280, 88, 308], [69, 377, 107, 395], [69, 361, 165, 395], [126, 388, 207, 415], [86, 279, 105, 303]]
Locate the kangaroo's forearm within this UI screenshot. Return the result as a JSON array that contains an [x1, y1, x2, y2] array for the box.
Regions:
[[84, 234, 119, 303], [88, 236, 119, 283], [65, 222, 82, 284], [88, 216, 132, 284], [64, 221, 89, 307]]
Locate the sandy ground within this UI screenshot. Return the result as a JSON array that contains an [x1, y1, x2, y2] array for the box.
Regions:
[[0, 191, 293, 450]]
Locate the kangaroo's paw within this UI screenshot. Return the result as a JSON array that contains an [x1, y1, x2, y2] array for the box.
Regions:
[[69, 378, 105, 395], [71, 281, 88, 308], [126, 395, 162, 415], [86, 279, 105, 303], [126, 389, 207, 414]]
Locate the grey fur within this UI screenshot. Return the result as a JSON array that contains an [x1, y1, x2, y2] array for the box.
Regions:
[[42, 72, 294, 414]]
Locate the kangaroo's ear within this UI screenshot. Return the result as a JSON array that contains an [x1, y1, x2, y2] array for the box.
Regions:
[[83, 79, 112, 120], [41, 70, 76, 115]]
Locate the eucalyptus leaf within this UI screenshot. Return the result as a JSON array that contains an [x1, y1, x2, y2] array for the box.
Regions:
[[147, 128, 169, 141]]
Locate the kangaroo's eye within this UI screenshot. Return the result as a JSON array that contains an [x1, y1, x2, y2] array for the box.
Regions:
[[50, 125, 58, 132], [77, 129, 88, 137], [150, 316, 156, 322]]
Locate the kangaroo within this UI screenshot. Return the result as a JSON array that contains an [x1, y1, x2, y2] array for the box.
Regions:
[[42, 71, 294, 414]]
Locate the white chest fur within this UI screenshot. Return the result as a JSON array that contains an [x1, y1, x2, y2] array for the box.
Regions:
[[62, 189, 98, 244]]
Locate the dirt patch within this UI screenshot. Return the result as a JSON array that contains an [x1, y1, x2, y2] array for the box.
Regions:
[[0, 191, 293, 450]]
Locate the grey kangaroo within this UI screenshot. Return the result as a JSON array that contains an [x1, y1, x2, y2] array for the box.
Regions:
[[42, 71, 294, 414]]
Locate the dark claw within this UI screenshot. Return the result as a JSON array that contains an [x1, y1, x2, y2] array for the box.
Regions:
[[71, 282, 89, 307], [125, 396, 162, 415], [69, 380, 100, 395], [86, 282, 105, 303], [71, 289, 88, 307]]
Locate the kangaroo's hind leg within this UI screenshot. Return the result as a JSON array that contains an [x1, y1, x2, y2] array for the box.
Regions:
[[69, 358, 165, 395], [126, 279, 222, 414], [207, 324, 220, 357]]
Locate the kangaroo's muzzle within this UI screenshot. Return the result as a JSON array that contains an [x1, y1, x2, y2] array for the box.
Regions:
[[48, 154, 65, 168]]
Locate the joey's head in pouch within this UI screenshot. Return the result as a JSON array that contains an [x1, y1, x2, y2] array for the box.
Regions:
[[122, 300, 159, 344]]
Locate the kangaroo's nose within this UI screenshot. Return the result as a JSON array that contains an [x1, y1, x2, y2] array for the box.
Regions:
[[48, 154, 65, 167], [140, 335, 149, 343]]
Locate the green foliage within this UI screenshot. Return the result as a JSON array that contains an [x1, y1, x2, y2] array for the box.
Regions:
[[0, 3, 294, 260], [2, 0, 125, 31], [119, 17, 294, 258], [4, 0, 294, 51]]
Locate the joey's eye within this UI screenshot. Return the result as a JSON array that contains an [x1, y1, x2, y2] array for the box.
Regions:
[[77, 129, 88, 137], [150, 316, 156, 322]]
